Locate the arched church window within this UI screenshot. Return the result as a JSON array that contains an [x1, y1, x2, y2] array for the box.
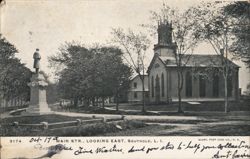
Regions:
[[199, 75, 206, 97], [155, 75, 160, 102], [212, 72, 219, 97], [161, 73, 165, 97], [169, 71, 172, 91], [185, 71, 192, 97], [134, 92, 138, 99], [227, 75, 233, 97], [133, 82, 137, 88], [151, 76, 154, 97]]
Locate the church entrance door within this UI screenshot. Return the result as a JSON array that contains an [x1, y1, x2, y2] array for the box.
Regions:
[[155, 75, 160, 103]]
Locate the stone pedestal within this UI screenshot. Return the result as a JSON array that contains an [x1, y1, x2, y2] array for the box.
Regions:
[[24, 73, 51, 115]]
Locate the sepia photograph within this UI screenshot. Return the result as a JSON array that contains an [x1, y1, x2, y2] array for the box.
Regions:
[[1, 0, 250, 158], [0, 0, 250, 138]]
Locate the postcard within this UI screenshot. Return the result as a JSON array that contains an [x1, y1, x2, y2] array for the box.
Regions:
[[0, 0, 249, 158]]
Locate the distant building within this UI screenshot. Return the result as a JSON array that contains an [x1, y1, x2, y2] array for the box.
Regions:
[[147, 21, 240, 103], [127, 75, 149, 103]]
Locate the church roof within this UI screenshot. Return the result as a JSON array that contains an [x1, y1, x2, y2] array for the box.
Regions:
[[159, 54, 240, 68]]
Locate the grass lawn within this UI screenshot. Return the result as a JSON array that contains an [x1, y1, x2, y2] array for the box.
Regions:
[[105, 123, 250, 136], [0, 114, 93, 136], [0, 114, 91, 124], [1, 113, 249, 136], [59, 100, 250, 117], [111, 100, 250, 112], [61, 106, 159, 115], [196, 125, 250, 136], [96, 100, 250, 112], [2, 100, 249, 136], [0, 114, 147, 136], [104, 125, 176, 136]]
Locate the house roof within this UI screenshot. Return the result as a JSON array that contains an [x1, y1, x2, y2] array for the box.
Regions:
[[130, 74, 148, 81], [159, 54, 240, 68]]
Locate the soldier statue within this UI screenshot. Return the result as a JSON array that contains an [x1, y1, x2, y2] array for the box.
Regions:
[[33, 48, 41, 74]]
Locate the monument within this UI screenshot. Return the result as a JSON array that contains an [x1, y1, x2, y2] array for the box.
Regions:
[[24, 49, 51, 115]]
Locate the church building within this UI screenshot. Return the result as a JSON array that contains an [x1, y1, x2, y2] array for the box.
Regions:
[[147, 21, 240, 103]]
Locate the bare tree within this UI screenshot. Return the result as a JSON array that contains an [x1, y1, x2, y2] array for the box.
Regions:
[[195, 2, 240, 113], [111, 29, 150, 112]]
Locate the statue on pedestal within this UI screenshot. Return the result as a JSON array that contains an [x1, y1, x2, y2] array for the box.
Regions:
[[23, 48, 51, 115], [33, 48, 41, 74]]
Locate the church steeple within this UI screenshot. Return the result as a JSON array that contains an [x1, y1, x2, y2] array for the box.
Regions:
[[154, 20, 177, 57], [157, 20, 173, 45]]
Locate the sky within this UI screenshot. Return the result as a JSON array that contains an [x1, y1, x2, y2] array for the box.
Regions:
[[1, 0, 249, 92]]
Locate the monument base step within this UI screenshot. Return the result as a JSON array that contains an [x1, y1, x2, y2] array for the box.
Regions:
[[22, 110, 54, 116], [24, 103, 52, 115], [23, 106, 53, 115]]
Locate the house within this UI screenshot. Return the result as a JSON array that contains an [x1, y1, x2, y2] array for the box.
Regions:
[[147, 21, 240, 103], [127, 75, 149, 103]]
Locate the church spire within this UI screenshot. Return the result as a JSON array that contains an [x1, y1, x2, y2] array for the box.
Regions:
[[157, 20, 173, 45], [154, 20, 177, 57]]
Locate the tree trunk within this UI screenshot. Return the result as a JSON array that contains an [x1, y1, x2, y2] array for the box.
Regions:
[[5, 99, 8, 107], [177, 71, 183, 113], [0, 95, 2, 108], [20, 98, 23, 106], [224, 75, 229, 113], [87, 98, 90, 107], [17, 97, 20, 107], [14, 98, 17, 107], [102, 97, 105, 109], [142, 78, 146, 113], [224, 31, 229, 113], [91, 98, 95, 106], [116, 93, 119, 111], [116, 96, 119, 111], [74, 98, 78, 107], [178, 89, 182, 113], [11, 99, 13, 107], [79, 98, 82, 106]]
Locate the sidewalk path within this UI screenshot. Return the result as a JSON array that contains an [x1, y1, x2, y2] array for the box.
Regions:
[[54, 111, 208, 121]]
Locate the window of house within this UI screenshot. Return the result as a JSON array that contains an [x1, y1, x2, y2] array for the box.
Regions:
[[134, 92, 138, 99], [161, 73, 165, 97], [133, 82, 137, 88], [185, 72, 192, 97]]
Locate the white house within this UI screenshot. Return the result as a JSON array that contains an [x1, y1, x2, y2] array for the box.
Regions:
[[127, 75, 149, 103]]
